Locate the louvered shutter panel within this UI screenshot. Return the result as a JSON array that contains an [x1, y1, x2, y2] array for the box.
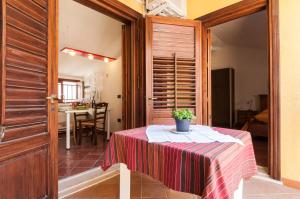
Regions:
[[146, 16, 201, 125], [0, 0, 57, 198]]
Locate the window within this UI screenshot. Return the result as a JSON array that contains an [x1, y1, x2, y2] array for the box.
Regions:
[[58, 78, 83, 103]]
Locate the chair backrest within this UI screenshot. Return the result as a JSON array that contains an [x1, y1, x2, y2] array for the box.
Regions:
[[93, 102, 108, 131], [74, 112, 89, 130]]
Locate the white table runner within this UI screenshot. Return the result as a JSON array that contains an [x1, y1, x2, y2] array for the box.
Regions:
[[146, 125, 244, 145]]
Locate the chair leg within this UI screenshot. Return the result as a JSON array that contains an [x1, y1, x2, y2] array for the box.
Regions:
[[72, 124, 77, 145], [90, 129, 94, 142], [78, 123, 82, 145], [93, 128, 97, 145]]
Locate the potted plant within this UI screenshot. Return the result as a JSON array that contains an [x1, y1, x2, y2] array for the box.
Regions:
[[172, 109, 195, 132]]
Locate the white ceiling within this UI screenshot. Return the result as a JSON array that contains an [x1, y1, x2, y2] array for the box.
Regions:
[[59, 0, 123, 77], [211, 10, 268, 49]]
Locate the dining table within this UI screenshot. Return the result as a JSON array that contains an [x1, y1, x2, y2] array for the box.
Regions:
[[102, 126, 257, 199], [60, 108, 111, 149]]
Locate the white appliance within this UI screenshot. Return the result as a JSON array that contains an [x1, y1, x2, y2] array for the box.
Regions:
[[146, 0, 187, 18]]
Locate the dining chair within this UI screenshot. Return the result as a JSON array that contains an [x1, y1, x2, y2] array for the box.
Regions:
[[73, 112, 90, 145], [79, 102, 108, 145]]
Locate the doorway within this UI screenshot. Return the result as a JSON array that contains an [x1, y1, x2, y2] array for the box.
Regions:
[[210, 11, 269, 168], [57, 0, 126, 179], [198, 0, 280, 179], [53, 0, 144, 189]]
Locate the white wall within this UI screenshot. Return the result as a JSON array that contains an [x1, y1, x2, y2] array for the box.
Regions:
[[83, 57, 123, 132], [211, 45, 268, 112], [101, 57, 123, 132]]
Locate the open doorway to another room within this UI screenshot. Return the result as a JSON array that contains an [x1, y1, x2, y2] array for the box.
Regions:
[[58, 0, 124, 179], [210, 11, 269, 169]]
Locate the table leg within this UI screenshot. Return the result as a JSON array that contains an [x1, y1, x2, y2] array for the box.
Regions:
[[66, 112, 71, 150], [233, 179, 243, 199], [119, 163, 130, 199], [107, 110, 110, 140]]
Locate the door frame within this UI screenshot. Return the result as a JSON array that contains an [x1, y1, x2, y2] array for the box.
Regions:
[[197, 0, 280, 179], [49, 0, 144, 197]]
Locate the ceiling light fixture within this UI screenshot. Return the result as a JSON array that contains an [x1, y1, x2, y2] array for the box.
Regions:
[[88, 54, 94, 60], [60, 47, 116, 63], [104, 57, 109, 63], [69, 50, 76, 56]]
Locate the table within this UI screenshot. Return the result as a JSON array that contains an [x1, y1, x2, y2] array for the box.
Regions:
[[62, 109, 111, 149], [102, 127, 257, 199]]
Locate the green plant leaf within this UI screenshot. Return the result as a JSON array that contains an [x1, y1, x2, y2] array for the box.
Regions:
[[172, 109, 195, 121]]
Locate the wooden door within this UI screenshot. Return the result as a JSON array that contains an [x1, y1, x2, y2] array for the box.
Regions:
[[0, 0, 58, 198], [146, 16, 201, 125], [211, 68, 234, 128]]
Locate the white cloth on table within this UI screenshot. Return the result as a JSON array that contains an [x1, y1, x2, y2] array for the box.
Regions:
[[146, 125, 244, 145]]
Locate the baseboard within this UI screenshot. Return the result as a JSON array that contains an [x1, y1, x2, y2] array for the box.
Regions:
[[282, 178, 300, 190], [58, 164, 120, 198]]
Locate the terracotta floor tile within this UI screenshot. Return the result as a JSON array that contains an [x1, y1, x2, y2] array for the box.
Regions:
[[85, 154, 102, 160], [66, 172, 300, 199], [131, 172, 142, 185], [131, 182, 142, 198], [166, 189, 196, 199], [70, 167, 92, 175], [58, 134, 106, 179], [76, 160, 97, 167], [141, 173, 160, 184], [58, 167, 71, 178], [142, 183, 168, 198], [252, 137, 268, 167]]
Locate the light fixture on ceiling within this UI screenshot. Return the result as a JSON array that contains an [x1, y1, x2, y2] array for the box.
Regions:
[[104, 57, 109, 63], [60, 47, 116, 63], [69, 50, 76, 56], [88, 54, 94, 60]]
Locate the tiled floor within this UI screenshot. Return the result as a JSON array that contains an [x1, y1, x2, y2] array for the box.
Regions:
[[58, 133, 106, 179], [66, 172, 300, 199], [252, 137, 268, 167]]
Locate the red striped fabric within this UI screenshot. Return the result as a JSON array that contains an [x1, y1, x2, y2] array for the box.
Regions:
[[102, 127, 257, 199]]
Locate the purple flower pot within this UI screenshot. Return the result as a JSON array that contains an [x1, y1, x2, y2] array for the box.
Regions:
[[175, 119, 190, 132]]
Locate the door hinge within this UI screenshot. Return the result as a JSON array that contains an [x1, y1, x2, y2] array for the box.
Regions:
[[0, 126, 6, 143]]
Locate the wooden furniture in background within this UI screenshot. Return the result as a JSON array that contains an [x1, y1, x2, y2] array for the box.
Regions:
[[211, 68, 235, 128], [60, 108, 111, 149], [145, 16, 202, 125], [243, 95, 269, 138], [79, 103, 108, 145], [73, 112, 89, 145], [259, 94, 268, 111], [236, 110, 259, 128]]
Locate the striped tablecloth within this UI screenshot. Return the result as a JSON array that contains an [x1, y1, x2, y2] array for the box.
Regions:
[[102, 127, 257, 199]]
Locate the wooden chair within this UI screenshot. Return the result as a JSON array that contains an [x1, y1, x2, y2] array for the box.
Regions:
[[79, 103, 108, 145], [73, 112, 89, 145]]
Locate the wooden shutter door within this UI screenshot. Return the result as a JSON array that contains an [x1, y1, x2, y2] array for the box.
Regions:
[[0, 0, 57, 198], [146, 16, 201, 125]]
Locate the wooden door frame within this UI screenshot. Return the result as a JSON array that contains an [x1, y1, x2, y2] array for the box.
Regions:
[[49, 0, 144, 197], [197, 0, 280, 180]]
